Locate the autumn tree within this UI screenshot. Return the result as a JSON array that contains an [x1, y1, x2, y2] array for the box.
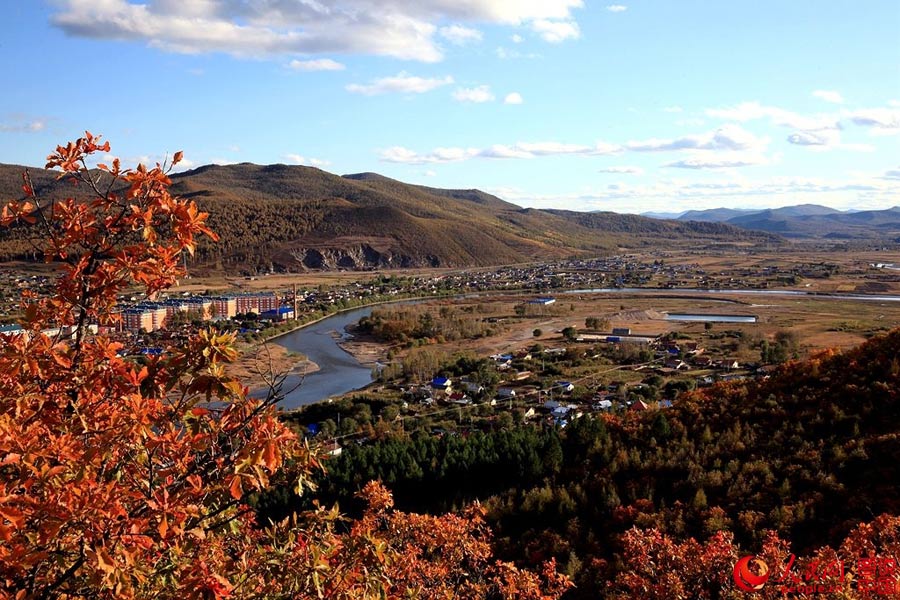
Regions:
[[609, 517, 900, 600], [0, 134, 569, 599]]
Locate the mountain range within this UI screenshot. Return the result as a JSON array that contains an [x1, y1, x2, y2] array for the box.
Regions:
[[0, 162, 779, 273], [644, 204, 900, 240]]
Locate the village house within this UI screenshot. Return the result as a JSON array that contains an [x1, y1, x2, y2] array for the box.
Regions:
[[630, 399, 651, 412], [463, 381, 485, 395], [430, 377, 452, 393], [664, 358, 691, 370], [692, 355, 713, 367], [448, 393, 471, 405], [593, 399, 614, 411]]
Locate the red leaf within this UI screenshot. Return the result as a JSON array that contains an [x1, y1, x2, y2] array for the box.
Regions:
[[229, 475, 242, 500]]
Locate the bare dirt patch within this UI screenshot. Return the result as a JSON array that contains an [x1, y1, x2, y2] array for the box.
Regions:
[[226, 342, 319, 391]]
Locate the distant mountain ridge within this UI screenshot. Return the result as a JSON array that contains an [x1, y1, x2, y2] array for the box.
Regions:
[[0, 161, 779, 273], [641, 204, 900, 240]]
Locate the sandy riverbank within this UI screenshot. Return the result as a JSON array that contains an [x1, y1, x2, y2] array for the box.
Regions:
[[335, 326, 387, 367], [227, 341, 320, 391]]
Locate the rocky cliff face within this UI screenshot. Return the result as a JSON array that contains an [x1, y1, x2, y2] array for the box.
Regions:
[[276, 244, 441, 270]]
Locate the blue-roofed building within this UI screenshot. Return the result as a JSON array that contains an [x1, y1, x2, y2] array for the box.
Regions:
[[260, 306, 295, 321], [431, 377, 452, 391]]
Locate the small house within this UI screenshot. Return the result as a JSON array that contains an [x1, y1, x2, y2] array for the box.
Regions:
[[594, 399, 614, 411], [664, 358, 690, 370], [449, 393, 471, 405], [431, 377, 452, 392], [556, 381, 575, 393], [463, 381, 485, 395]]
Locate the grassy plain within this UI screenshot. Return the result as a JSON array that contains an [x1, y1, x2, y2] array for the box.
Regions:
[[343, 292, 900, 369]]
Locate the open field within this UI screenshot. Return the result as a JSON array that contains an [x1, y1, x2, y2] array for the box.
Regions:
[[336, 291, 900, 371], [648, 248, 900, 294]]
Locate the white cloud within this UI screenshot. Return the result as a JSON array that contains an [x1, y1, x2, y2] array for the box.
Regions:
[[786, 130, 875, 152], [495, 46, 541, 59], [439, 25, 482, 45], [380, 146, 479, 164], [504, 92, 524, 105], [346, 72, 454, 95], [599, 166, 644, 174], [516, 142, 593, 155], [379, 139, 621, 164], [844, 108, 900, 133], [627, 124, 768, 153], [787, 131, 835, 146], [0, 118, 47, 133], [50, 0, 584, 62], [287, 58, 345, 71], [284, 154, 330, 167], [423, 169, 438, 177], [531, 19, 580, 42], [663, 155, 769, 169], [511, 34, 524, 43], [706, 99, 899, 147], [812, 90, 844, 104], [173, 157, 197, 171], [606, 5, 628, 12], [883, 167, 900, 181], [480, 144, 534, 159], [453, 85, 495, 103], [705, 101, 840, 131], [662, 106, 683, 113]]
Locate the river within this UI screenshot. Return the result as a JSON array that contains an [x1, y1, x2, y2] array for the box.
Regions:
[[271, 287, 900, 408], [269, 306, 380, 409]]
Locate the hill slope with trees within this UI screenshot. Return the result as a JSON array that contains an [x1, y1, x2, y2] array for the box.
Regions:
[[0, 134, 571, 599], [0, 162, 780, 272], [277, 328, 900, 598]]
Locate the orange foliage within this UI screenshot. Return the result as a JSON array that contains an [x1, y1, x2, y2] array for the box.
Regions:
[[0, 134, 569, 599], [609, 516, 900, 600]]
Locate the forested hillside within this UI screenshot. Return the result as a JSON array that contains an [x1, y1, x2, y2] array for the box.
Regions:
[[267, 328, 900, 598], [0, 162, 781, 272]]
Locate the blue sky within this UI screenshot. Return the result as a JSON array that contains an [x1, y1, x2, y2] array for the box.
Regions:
[[1, 1, 898, 213]]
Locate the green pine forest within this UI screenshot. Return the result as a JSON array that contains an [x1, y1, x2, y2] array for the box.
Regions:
[[258, 328, 900, 598]]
